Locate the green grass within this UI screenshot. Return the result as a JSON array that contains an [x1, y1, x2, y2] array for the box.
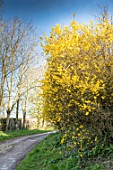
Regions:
[[0, 129, 50, 142], [17, 133, 110, 170]]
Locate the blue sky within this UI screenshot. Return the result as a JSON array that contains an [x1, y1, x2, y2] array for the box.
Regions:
[[3, 0, 113, 35]]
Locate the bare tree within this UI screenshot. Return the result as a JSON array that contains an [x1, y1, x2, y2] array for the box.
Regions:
[[0, 18, 39, 130]]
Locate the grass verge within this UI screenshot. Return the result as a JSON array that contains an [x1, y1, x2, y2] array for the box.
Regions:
[[0, 129, 50, 142], [17, 133, 113, 170]]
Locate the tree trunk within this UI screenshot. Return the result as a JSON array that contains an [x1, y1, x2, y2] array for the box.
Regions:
[[16, 99, 19, 130], [16, 99, 19, 121], [6, 109, 10, 131], [23, 96, 27, 129], [0, 79, 5, 110], [42, 118, 45, 127], [0, 95, 3, 110], [23, 110, 26, 129]]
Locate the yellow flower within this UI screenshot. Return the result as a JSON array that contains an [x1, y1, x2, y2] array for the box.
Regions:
[[78, 133, 81, 136], [72, 135, 75, 139], [60, 137, 65, 144], [86, 112, 89, 116], [80, 125, 83, 128], [79, 153, 83, 157], [95, 136, 97, 142]]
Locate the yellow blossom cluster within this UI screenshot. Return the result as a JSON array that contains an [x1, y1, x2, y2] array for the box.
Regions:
[[41, 16, 113, 156]]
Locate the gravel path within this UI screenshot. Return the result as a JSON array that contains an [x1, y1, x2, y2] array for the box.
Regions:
[[0, 132, 54, 170]]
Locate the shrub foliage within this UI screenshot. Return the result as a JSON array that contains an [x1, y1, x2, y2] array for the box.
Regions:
[[41, 13, 113, 156]]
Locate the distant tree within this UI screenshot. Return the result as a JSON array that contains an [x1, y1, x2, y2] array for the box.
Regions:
[[0, 18, 39, 130]]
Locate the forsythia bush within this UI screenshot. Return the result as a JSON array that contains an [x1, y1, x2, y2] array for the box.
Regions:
[[41, 15, 113, 156]]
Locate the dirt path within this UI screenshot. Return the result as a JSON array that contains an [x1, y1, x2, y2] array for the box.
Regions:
[[0, 132, 54, 170]]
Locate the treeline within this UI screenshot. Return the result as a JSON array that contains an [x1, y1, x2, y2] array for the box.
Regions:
[[0, 17, 43, 131]]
